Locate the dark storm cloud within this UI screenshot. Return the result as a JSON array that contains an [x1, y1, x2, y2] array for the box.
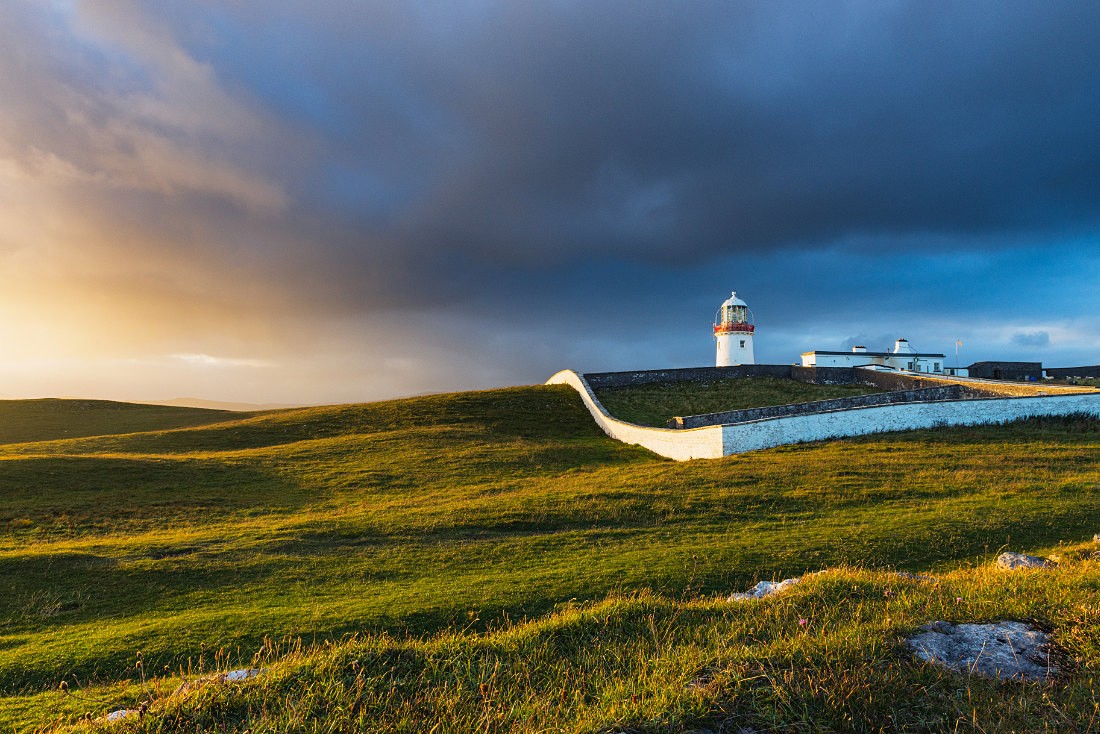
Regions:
[[177, 1, 1100, 273], [1013, 331, 1051, 348]]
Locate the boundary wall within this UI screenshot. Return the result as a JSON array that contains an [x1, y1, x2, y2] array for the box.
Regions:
[[584, 365, 860, 389], [546, 370, 725, 460], [669, 384, 967, 429], [1047, 365, 1100, 379], [547, 367, 1100, 461]]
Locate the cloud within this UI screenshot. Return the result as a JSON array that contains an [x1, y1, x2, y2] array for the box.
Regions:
[[1, 1, 1099, 402], [1012, 331, 1051, 348], [169, 354, 273, 369]]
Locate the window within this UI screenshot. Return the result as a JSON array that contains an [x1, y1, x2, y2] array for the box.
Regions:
[[739, 340, 745, 348]]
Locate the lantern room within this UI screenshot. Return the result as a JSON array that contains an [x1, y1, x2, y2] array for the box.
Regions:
[[714, 292, 753, 333]]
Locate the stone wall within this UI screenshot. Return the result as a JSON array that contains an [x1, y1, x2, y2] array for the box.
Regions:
[[720, 392, 1100, 456], [789, 366, 860, 385], [853, 370, 1094, 398], [669, 385, 967, 429], [583, 365, 795, 389], [967, 361, 1043, 380], [1046, 365, 1100, 379], [583, 364, 861, 389]]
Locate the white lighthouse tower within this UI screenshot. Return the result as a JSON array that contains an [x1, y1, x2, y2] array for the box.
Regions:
[[714, 291, 755, 366]]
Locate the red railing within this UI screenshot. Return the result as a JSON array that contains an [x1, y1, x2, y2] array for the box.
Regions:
[[713, 322, 755, 334]]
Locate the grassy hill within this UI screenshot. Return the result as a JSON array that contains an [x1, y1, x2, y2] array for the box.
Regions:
[[0, 387, 1098, 731]]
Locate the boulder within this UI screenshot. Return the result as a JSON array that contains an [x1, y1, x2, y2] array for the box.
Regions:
[[908, 621, 1055, 680], [994, 552, 1053, 570], [728, 577, 800, 601], [223, 668, 263, 683]]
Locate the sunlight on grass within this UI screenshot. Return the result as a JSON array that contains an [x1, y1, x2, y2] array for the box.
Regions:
[[0, 389, 1098, 730]]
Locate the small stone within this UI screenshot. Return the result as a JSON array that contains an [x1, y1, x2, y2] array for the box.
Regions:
[[908, 620, 1056, 680], [222, 668, 263, 683], [1093, 533, 1100, 543], [994, 552, 1053, 570], [105, 709, 137, 722], [895, 571, 937, 582], [728, 577, 800, 601]]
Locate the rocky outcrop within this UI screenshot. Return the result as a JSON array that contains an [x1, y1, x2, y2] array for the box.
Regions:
[[995, 552, 1054, 570], [728, 577, 800, 601], [908, 621, 1055, 680]]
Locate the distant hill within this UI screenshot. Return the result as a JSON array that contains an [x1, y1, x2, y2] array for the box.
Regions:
[[139, 397, 303, 411], [0, 398, 243, 444]]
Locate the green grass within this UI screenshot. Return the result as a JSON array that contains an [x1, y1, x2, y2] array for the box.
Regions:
[[0, 388, 1098, 731], [593, 376, 884, 426], [51, 553, 1100, 732]]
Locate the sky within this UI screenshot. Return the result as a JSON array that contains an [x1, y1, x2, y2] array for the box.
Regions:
[[1, 1, 1098, 405]]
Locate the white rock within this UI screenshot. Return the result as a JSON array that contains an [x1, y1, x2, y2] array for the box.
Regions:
[[222, 667, 263, 683], [908, 620, 1055, 680], [727, 577, 800, 601], [105, 709, 137, 721], [995, 552, 1053, 570]]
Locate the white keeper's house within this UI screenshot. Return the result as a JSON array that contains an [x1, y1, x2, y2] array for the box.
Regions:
[[801, 339, 947, 374]]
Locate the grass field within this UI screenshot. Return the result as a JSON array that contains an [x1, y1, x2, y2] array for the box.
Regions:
[[593, 376, 884, 426], [0, 386, 1098, 731]]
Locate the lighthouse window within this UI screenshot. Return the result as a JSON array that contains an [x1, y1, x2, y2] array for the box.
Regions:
[[739, 340, 746, 348]]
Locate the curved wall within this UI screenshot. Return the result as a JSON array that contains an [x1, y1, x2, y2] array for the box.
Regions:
[[548, 368, 1100, 461], [545, 369, 724, 460]]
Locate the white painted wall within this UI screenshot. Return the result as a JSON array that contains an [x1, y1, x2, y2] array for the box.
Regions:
[[720, 392, 1100, 455], [804, 352, 945, 373], [545, 369, 724, 460], [716, 331, 755, 366], [548, 369, 1100, 462]]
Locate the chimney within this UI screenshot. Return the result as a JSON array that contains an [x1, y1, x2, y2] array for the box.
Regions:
[[893, 338, 916, 354]]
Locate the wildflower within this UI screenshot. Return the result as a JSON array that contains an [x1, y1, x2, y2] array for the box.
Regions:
[[799, 618, 808, 626]]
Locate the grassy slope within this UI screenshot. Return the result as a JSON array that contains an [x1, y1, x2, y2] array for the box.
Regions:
[[60, 556, 1100, 733], [0, 389, 1098, 730], [594, 376, 883, 426]]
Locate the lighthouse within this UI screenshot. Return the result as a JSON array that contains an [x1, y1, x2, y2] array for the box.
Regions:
[[714, 291, 755, 366]]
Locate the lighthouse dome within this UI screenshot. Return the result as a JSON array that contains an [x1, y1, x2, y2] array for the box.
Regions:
[[715, 291, 752, 328], [721, 291, 747, 308]]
